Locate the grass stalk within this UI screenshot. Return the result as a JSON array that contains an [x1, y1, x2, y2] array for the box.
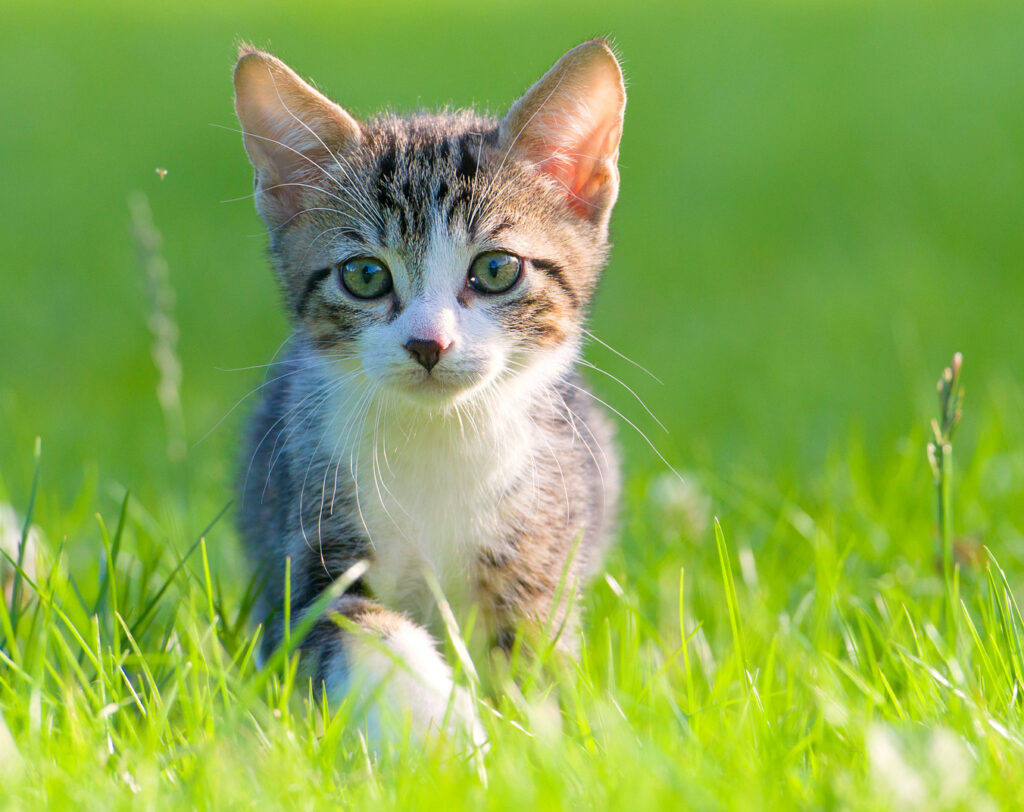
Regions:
[[10, 438, 41, 626], [927, 352, 964, 643]]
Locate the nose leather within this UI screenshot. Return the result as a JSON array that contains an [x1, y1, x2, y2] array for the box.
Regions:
[[404, 338, 448, 372]]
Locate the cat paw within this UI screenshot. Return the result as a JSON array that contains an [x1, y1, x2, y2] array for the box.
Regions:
[[328, 619, 487, 750]]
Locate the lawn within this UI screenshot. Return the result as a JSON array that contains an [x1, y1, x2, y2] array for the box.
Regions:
[[2, 0, 1024, 808]]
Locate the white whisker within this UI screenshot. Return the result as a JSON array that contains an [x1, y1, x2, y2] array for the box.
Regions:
[[577, 358, 666, 433], [582, 327, 662, 384]]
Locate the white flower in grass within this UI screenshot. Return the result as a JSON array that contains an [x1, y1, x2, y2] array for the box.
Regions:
[[867, 723, 926, 807], [0, 707, 23, 779], [867, 722, 994, 811], [648, 471, 711, 542]]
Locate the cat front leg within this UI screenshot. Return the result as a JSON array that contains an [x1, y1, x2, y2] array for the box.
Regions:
[[303, 595, 486, 748]]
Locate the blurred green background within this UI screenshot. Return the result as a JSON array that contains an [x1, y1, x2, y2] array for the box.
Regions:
[[1, 0, 1022, 525]]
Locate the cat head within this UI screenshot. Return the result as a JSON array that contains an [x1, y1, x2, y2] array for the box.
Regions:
[[234, 40, 625, 410]]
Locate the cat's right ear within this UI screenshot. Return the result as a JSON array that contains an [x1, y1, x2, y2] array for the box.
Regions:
[[233, 46, 361, 227]]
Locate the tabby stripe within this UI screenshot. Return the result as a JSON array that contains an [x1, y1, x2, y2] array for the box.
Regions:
[[456, 135, 478, 181], [377, 145, 397, 183], [375, 145, 398, 210], [530, 258, 578, 306], [481, 221, 514, 242], [298, 267, 333, 315]]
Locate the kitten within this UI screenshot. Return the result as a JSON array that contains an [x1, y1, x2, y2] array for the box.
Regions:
[[233, 39, 625, 744]]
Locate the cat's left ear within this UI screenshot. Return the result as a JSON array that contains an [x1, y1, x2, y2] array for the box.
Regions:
[[499, 40, 626, 226]]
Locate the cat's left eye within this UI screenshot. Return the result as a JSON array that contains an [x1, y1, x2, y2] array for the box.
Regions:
[[338, 257, 393, 300], [467, 252, 522, 294]]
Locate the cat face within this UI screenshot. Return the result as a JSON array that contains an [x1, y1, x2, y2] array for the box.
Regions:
[[234, 42, 625, 410]]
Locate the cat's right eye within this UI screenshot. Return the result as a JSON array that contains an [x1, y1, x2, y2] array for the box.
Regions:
[[338, 257, 393, 300]]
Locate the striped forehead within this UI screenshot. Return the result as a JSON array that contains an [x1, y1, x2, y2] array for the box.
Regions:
[[368, 125, 488, 264]]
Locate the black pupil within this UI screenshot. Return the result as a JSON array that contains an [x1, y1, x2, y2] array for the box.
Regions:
[[345, 261, 382, 292]]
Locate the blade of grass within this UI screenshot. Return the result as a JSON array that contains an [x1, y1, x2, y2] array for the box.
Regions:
[[129, 501, 231, 639], [10, 438, 41, 627]]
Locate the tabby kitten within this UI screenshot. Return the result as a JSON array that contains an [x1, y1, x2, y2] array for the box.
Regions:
[[233, 39, 625, 743]]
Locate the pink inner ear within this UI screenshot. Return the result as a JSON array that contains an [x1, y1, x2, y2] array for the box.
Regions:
[[530, 83, 623, 217]]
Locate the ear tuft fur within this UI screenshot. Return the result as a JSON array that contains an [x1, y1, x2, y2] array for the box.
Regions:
[[236, 40, 261, 61]]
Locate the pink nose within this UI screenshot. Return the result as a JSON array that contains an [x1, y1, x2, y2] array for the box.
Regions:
[[404, 338, 450, 372]]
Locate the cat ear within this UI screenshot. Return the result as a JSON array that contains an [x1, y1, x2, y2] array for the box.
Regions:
[[499, 40, 626, 224], [233, 46, 361, 226]]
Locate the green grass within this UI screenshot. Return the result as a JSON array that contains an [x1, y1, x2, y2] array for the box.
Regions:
[[3, 0, 1024, 808]]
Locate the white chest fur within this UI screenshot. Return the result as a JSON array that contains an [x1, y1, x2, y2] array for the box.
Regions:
[[343, 398, 535, 624]]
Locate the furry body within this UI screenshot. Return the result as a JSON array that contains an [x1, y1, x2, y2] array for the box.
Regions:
[[233, 41, 625, 741]]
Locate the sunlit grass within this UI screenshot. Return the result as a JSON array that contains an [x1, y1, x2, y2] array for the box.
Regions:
[[2, 362, 1024, 809]]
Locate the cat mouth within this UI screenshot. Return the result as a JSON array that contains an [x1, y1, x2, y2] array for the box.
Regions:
[[390, 367, 492, 405]]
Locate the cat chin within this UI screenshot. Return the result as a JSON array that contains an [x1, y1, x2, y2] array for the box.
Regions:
[[383, 372, 495, 412]]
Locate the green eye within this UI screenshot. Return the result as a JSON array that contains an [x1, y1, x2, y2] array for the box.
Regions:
[[467, 252, 522, 294], [339, 257, 392, 300]]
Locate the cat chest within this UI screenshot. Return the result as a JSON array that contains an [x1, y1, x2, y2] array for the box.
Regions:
[[356, 440, 523, 622]]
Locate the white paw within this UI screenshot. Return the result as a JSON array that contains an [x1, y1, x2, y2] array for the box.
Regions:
[[328, 621, 487, 749]]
